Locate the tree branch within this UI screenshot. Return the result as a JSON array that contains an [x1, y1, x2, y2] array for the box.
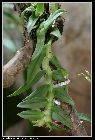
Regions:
[[70, 110, 87, 136], [61, 102, 87, 136], [3, 3, 33, 88]]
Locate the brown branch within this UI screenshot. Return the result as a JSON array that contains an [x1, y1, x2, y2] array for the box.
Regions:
[[3, 40, 33, 88], [70, 110, 87, 136], [3, 3, 33, 88], [61, 102, 87, 136]]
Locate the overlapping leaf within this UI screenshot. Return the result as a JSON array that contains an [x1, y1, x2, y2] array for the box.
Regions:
[[17, 97, 47, 110], [49, 3, 59, 13], [76, 112, 91, 122], [27, 50, 45, 82], [31, 9, 64, 61], [52, 68, 68, 81], [44, 9, 64, 30], [54, 86, 74, 106], [27, 16, 38, 33], [35, 3, 44, 16], [21, 5, 35, 21], [8, 70, 45, 97], [52, 106, 72, 129], [23, 84, 49, 101], [50, 28, 61, 39], [50, 122, 64, 131], [17, 110, 44, 120], [50, 54, 63, 69], [31, 35, 45, 61]]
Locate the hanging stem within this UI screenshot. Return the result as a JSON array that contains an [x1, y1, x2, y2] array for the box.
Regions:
[[42, 40, 54, 129]]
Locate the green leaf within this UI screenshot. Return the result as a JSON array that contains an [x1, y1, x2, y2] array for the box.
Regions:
[[44, 9, 64, 30], [8, 70, 45, 97], [31, 29, 46, 61], [21, 5, 34, 18], [50, 28, 61, 39], [27, 49, 45, 82], [17, 97, 47, 110], [31, 9, 64, 61], [31, 70, 45, 84], [50, 122, 64, 131], [7, 84, 28, 97], [23, 84, 49, 101], [49, 3, 59, 13], [32, 44, 45, 61], [35, 3, 44, 16], [27, 40, 52, 82], [3, 38, 17, 53], [50, 54, 62, 69], [52, 106, 72, 129], [27, 16, 38, 33], [52, 69, 68, 81], [76, 112, 91, 122], [17, 110, 43, 120], [54, 86, 74, 106]]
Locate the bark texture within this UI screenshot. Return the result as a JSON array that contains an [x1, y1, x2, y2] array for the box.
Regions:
[[3, 3, 33, 88]]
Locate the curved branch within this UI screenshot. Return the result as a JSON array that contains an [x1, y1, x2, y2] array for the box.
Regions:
[[3, 3, 33, 88], [61, 102, 87, 136], [3, 40, 33, 88], [70, 111, 87, 136]]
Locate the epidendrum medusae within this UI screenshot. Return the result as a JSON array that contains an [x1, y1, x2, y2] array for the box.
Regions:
[[7, 3, 91, 134]]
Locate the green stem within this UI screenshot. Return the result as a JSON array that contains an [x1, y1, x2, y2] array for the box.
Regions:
[[42, 40, 54, 128]]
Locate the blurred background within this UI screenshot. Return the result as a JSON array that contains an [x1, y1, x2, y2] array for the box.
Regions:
[[3, 2, 91, 136]]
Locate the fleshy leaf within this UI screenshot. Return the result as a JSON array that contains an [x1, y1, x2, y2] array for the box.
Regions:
[[54, 86, 74, 106], [17, 97, 47, 110], [77, 112, 91, 122], [27, 16, 38, 33], [50, 28, 61, 39], [27, 40, 52, 82], [23, 84, 49, 101], [27, 49, 45, 82], [8, 70, 45, 97], [17, 110, 43, 120], [35, 3, 44, 16], [50, 54, 62, 69], [7, 84, 29, 97], [50, 122, 64, 131], [31, 30, 49, 61], [31, 9, 64, 61], [44, 9, 64, 30], [31, 70, 45, 84], [49, 3, 59, 13], [52, 68, 68, 81], [31, 43, 45, 61], [21, 5, 34, 21], [52, 106, 72, 129]]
